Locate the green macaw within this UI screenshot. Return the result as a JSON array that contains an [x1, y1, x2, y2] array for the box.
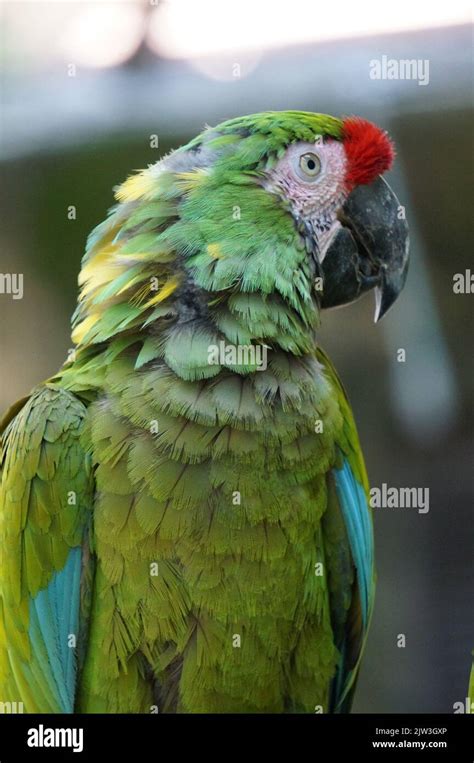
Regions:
[[0, 111, 408, 713]]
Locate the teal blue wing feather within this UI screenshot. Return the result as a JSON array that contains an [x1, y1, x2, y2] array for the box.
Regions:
[[333, 458, 373, 628], [0, 385, 94, 713], [317, 347, 375, 713]]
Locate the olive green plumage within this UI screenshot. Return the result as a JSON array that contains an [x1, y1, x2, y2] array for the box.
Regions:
[[0, 112, 374, 713]]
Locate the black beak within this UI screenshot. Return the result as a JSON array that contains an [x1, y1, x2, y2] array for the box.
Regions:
[[319, 177, 409, 321]]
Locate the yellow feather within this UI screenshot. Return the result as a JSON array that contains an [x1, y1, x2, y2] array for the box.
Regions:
[[115, 172, 156, 203], [80, 268, 129, 303], [175, 169, 209, 192], [71, 314, 100, 345], [207, 243, 224, 259], [143, 276, 180, 307], [79, 245, 119, 285], [130, 282, 156, 306]]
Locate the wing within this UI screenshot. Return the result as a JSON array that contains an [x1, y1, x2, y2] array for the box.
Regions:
[[0, 385, 94, 712], [317, 347, 375, 713]]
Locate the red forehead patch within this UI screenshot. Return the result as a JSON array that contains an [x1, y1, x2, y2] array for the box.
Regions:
[[342, 117, 394, 188]]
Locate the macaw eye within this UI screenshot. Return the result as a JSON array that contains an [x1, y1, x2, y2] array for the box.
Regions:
[[297, 152, 321, 181]]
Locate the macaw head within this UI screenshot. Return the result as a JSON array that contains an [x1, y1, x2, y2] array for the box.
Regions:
[[165, 111, 408, 324], [256, 113, 409, 322]]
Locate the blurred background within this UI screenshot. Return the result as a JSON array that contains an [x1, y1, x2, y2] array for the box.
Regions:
[[1, 0, 472, 713]]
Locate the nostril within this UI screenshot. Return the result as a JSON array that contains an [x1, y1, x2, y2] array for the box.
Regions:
[[359, 259, 373, 277]]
